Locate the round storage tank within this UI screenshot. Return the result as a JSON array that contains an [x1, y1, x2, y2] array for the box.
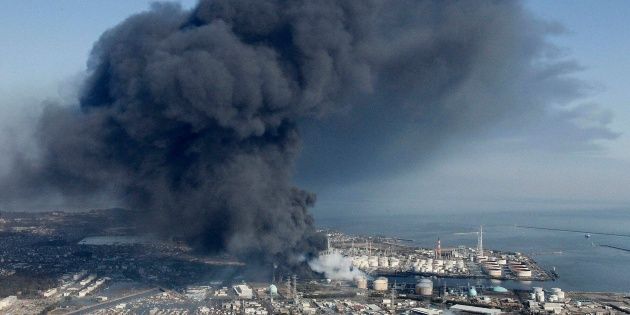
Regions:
[[415, 279, 433, 296], [368, 257, 379, 267], [378, 257, 389, 268], [492, 286, 508, 293], [269, 284, 278, 296], [373, 277, 388, 291], [390, 258, 400, 268], [487, 268, 502, 278], [355, 277, 368, 289]]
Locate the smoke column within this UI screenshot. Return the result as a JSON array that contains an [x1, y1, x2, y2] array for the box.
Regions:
[[0, 1, 587, 264]]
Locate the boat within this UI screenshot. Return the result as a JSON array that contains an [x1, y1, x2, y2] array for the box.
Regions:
[[585, 233, 591, 238]]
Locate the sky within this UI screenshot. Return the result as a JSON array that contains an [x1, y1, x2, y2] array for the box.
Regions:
[[0, 0, 628, 216]]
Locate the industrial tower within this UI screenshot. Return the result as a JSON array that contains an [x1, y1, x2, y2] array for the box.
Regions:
[[435, 237, 442, 259], [477, 225, 484, 256]]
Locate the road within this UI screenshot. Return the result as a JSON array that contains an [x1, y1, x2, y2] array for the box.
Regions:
[[63, 287, 162, 315]]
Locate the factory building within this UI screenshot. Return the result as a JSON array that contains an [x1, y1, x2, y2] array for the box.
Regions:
[[233, 284, 253, 299]]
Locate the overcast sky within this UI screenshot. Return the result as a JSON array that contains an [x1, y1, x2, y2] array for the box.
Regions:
[[1, 0, 628, 216]]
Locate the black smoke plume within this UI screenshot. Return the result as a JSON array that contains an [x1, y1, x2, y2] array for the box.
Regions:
[[1, 1, 595, 264]]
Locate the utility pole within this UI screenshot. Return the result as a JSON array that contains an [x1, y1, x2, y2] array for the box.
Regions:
[[292, 274, 298, 305], [390, 281, 396, 312], [286, 277, 291, 299]]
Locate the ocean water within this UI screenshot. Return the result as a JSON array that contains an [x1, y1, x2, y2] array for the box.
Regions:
[[314, 208, 630, 292]]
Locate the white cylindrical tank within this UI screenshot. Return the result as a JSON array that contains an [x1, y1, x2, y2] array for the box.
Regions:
[[556, 291, 565, 300], [368, 257, 378, 267], [378, 256, 389, 268], [415, 279, 433, 296], [389, 258, 400, 268], [355, 277, 368, 289], [487, 268, 502, 278], [373, 277, 388, 291]]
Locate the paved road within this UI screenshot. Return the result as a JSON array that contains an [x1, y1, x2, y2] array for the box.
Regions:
[[63, 287, 162, 315]]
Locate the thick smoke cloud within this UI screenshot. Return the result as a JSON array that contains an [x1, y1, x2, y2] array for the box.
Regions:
[[0, 1, 610, 263]]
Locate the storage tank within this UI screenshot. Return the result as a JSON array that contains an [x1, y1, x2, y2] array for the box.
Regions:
[[415, 279, 433, 296], [551, 288, 564, 300], [492, 286, 508, 293], [368, 257, 379, 267], [389, 258, 400, 268], [486, 268, 502, 278], [378, 256, 389, 268], [556, 291, 565, 300], [373, 277, 388, 291], [269, 284, 278, 296], [355, 277, 368, 289]]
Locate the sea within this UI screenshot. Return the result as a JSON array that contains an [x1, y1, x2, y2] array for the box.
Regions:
[[314, 208, 630, 293]]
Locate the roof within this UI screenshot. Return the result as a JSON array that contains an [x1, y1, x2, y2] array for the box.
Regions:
[[450, 304, 503, 314], [492, 286, 508, 293], [411, 307, 443, 315]]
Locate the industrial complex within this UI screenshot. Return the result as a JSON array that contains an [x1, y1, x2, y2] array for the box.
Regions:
[[0, 209, 627, 314], [332, 226, 550, 282]]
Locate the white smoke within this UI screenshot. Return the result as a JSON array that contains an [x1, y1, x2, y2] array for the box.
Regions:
[[308, 252, 365, 281]]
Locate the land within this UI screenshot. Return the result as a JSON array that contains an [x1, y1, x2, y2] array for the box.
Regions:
[[0, 209, 627, 314]]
